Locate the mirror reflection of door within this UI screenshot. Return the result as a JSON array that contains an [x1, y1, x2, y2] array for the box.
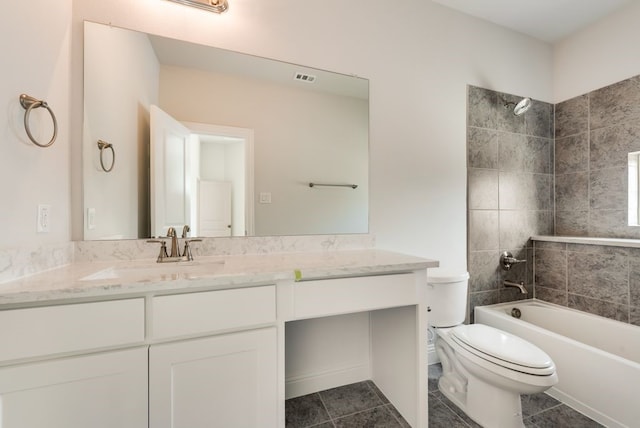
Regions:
[[150, 105, 253, 238], [150, 105, 192, 238], [199, 180, 232, 237]]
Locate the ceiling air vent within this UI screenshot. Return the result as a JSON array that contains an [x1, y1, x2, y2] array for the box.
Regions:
[[294, 72, 317, 83]]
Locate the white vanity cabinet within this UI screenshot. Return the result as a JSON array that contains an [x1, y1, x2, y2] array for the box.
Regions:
[[0, 348, 148, 428], [282, 271, 430, 428], [0, 299, 148, 428], [0, 249, 436, 428], [150, 328, 277, 428], [148, 285, 278, 428]]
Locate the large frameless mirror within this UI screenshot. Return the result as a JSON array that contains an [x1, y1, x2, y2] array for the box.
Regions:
[[83, 21, 369, 240]]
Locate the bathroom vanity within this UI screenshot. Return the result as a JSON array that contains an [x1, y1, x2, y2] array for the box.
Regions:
[[0, 249, 436, 428]]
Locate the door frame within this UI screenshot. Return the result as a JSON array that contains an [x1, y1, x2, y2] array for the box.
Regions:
[[183, 122, 255, 236]]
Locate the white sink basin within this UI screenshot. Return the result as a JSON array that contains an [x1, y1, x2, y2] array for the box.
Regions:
[[80, 259, 226, 282]]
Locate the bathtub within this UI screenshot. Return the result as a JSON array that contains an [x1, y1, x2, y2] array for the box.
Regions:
[[475, 299, 640, 428]]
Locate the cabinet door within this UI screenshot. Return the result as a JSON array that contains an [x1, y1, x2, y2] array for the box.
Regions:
[[150, 328, 277, 428], [0, 347, 148, 428]]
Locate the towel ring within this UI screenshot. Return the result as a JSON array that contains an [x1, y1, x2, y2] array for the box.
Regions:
[[19, 94, 58, 148], [97, 140, 115, 172]]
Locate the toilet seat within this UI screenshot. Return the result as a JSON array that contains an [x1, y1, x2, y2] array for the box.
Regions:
[[451, 324, 555, 376]]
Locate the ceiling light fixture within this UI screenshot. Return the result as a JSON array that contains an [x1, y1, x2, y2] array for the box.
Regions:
[[166, 0, 229, 14]]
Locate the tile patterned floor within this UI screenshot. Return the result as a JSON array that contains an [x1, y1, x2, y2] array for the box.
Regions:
[[285, 380, 410, 427], [285, 364, 605, 427], [428, 364, 604, 428]]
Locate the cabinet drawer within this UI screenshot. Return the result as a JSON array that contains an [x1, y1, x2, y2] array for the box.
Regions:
[[293, 273, 417, 319], [152, 285, 276, 339], [0, 299, 145, 362]]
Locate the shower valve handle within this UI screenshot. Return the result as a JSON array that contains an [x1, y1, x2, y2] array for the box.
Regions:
[[500, 251, 526, 271]]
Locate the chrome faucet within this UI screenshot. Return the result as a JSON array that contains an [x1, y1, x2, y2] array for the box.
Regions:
[[166, 227, 180, 258], [147, 225, 201, 263], [504, 280, 528, 294]]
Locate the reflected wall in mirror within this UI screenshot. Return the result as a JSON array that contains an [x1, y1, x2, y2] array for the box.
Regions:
[[83, 21, 369, 240]]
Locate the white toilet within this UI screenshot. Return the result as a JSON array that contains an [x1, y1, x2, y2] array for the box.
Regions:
[[428, 269, 558, 428]]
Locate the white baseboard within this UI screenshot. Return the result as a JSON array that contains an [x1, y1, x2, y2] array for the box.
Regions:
[[286, 345, 440, 398], [285, 364, 370, 399]]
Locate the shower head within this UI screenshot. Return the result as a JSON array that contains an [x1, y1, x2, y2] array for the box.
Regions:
[[504, 97, 532, 116]]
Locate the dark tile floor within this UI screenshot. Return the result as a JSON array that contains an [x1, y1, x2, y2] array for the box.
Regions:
[[285, 364, 604, 427], [285, 380, 410, 427], [428, 364, 604, 428]]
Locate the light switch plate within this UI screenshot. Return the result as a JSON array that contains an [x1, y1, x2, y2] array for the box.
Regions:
[[37, 204, 51, 233], [259, 192, 272, 204], [87, 208, 96, 230]]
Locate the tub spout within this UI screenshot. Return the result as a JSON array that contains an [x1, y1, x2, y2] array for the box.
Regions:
[[504, 280, 528, 294]]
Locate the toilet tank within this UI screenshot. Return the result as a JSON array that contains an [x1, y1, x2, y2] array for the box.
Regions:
[[427, 269, 469, 327]]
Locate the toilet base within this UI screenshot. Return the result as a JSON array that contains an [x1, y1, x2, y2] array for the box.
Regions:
[[463, 376, 524, 428], [438, 364, 525, 428], [435, 330, 553, 428]]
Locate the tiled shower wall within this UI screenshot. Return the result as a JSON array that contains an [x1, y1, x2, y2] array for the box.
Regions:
[[531, 74, 640, 325], [555, 75, 640, 237], [534, 241, 640, 326], [466, 86, 554, 321], [469, 75, 640, 326]]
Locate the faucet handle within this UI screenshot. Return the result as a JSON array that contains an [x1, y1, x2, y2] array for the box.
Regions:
[[500, 251, 526, 271], [182, 238, 202, 261], [147, 239, 169, 262], [181, 225, 191, 238]]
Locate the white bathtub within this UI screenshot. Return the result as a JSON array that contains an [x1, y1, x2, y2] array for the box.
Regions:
[[475, 299, 640, 428]]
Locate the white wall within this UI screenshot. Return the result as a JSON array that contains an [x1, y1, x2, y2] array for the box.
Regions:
[[69, 0, 553, 268], [200, 143, 227, 182], [83, 23, 159, 239], [0, 0, 72, 250], [160, 65, 369, 236], [553, 1, 640, 103], [0, 0, 555, 270]]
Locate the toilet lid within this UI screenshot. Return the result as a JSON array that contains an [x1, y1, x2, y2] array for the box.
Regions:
[[451, 324, 553, 370]]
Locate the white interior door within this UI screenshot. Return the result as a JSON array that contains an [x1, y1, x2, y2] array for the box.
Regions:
[[198, 180, 232, 237], [150, 105, 192, 238]]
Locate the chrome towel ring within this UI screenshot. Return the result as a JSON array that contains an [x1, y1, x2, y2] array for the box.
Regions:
[[19, 94, 58, 148], [97, 140, 115, 172]]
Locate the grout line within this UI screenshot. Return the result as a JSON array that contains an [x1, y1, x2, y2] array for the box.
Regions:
[[433, 394, 475, 427], [315, 391, 333, 425], [330, 404, 394, 425], [384, 404, 405, 427], [525, 401, 564, 418], [365, 381, 387, 406], [307, 422, 334, 428], [587, 93, 592, 237]]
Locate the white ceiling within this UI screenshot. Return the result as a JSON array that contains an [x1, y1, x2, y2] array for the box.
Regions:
[[149, 34, 369, 99], [431, 0, 631, 43]]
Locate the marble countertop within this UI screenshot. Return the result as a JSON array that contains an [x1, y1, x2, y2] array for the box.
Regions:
[[0, 250, 438, 306]]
